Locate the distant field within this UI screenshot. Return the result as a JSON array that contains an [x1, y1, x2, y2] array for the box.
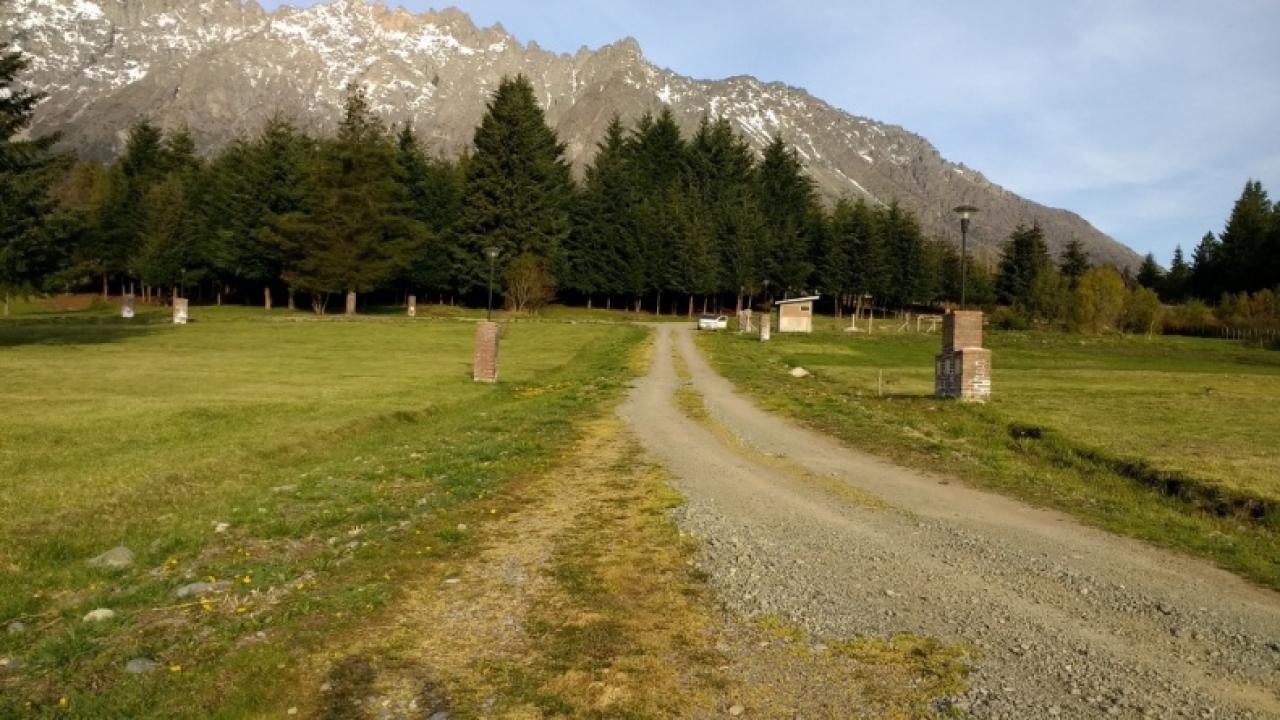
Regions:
[[0, 306, 644, 717], [700, 319, 1280, 588]]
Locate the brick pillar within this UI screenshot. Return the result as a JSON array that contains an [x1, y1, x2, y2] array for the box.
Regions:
[[172, 298, 189, 325], [122, 295, 135, 319], [407, 295, 417, 318], [935, 310, 991, 402], [473, 321, 499, 383]]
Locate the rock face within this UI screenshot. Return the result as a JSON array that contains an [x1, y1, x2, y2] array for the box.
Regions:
[[2, 0, 1140, 266]]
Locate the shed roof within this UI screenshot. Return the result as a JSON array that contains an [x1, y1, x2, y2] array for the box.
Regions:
[[774, 296, 820, 305]]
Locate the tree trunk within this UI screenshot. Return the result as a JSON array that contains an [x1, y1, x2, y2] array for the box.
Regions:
[[606, 296, 612, 311], [587, 296, 593, 310], [287, 286, 296, 311], [102, 273, 109, 301], [216, 287, 223, 307], [687, 294, 694, 319], [264, 286, 273, 311], [345, 289, 357, 316], [172, 286, 178, 303], [655, 290, 662, 316], [312, 293, 328, 315], [702, 296, 709, 314], [3, 293, 9, 317]]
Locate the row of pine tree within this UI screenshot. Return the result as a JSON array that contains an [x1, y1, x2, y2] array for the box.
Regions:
[[4, 41, 1279, 318]]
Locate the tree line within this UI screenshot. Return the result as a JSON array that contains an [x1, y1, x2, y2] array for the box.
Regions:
[[6, 40, 1275, 327]]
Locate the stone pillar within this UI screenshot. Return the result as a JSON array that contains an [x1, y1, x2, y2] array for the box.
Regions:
[[739, 309, 753, 333], [759, 313, 771, 342], [473, 321, 499, 383], [173, 298, 189, 325], [407, 295, 417, 318], [935, 310, 991, 402], [122, 294, 135, 319]]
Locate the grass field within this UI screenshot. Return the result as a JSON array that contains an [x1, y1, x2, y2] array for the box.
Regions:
[[0, 305, 644, 717], [700, 319, 1280, 589]]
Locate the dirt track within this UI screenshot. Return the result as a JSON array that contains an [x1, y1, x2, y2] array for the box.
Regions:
[[618, 324, 1280, 719]]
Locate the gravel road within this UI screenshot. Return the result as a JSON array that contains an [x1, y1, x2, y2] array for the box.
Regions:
[[618, 324, 1280, 719]]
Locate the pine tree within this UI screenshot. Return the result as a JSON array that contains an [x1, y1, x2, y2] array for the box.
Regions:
[[688, 116, 764, 310], [393, 124, 453, 301], [567, 116, 631, 308], [831, 197, 886, 304], [995, 224, 1053, 307], [0, 42, 65, 308], [1135, 253, 1164, 290], [456, 75, 573, 300], [1164, 245, 1190, 302], [1189, 232, 1222, 300], [1219, 180, 1272, 293], [756, 134, 819, 297], [281, 87, 427, 314], [1058, 238, 1091, 284], [629, 108, 688, 312], [879, 200, 926, 307]]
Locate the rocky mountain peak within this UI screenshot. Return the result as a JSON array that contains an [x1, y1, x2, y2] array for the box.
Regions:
[[2, 0, 1140, 266]]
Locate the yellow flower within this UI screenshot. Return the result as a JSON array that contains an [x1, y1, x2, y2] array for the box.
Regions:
[[58, 697, 68, 708], [169, 664, 182, 673], [241, 575, 253, 585], [236, 606, 247, 614]]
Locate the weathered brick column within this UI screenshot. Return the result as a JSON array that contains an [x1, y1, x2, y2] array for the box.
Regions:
[[172, 298, 189, 325], [935, 310, 991, 402], [473, 321, 499, 383]]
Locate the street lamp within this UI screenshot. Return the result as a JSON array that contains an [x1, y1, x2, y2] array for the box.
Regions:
[[485, 246, 500, 321], [952, 205, 979, 308]]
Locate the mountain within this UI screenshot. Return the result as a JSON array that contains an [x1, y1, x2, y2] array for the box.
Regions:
[[3, 0, 1140, 267]]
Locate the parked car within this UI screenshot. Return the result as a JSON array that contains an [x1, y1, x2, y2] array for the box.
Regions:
[[698, 314, 729, 331]]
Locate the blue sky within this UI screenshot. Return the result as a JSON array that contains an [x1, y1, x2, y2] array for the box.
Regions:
[[260, 0, 1280, 264]]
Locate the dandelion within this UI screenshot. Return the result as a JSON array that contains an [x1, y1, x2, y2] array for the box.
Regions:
[[236, 607, 247, 614], [241, 575, 253, 585], [58, 697, 68, 708], [169, 664, 182, 673]]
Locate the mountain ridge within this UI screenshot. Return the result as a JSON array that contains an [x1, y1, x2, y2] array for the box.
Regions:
[[3, 0, 1141, 267]]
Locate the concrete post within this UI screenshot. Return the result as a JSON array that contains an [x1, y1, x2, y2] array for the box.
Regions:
[[473, 321, 499, 383], [172, 298, 189, 325], [759, 313, 771, 342], [407, 295, 417, 318], [122, 295, 135, 319]]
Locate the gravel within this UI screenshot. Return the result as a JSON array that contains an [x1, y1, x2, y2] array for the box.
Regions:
[[620, 326, 1280, 720]]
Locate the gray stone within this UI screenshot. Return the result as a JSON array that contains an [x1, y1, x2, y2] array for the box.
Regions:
[[6, 621, 27, 635], [125, 657, 160, 674], [175, 581, 226, 599], [788, 367, 810, 378], [0, 656, 22, 673], [728, 704, 745, 716], [83, 608, 116, 623], [87, 545, 135, 569], [428, 713, 450, 720]]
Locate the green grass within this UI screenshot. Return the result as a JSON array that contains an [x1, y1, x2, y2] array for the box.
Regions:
[[0, 306, 645, 718], [699, 319, 1280, 589]]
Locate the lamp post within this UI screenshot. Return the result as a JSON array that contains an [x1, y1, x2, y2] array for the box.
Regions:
[[485, 246, 500, 321], [952, 205, 979, 308]]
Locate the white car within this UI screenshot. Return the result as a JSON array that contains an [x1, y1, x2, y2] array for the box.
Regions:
[[698, 314, 729, 331]]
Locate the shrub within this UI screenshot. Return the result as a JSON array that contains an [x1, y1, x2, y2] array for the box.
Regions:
[[1123, 287, 1163, 336]]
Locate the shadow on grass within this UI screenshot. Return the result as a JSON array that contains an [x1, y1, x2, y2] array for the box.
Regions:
[[0, 317, 165, 348]]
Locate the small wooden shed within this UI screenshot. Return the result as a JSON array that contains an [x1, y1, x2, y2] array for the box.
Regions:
[[775, 296, 819, 334]]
